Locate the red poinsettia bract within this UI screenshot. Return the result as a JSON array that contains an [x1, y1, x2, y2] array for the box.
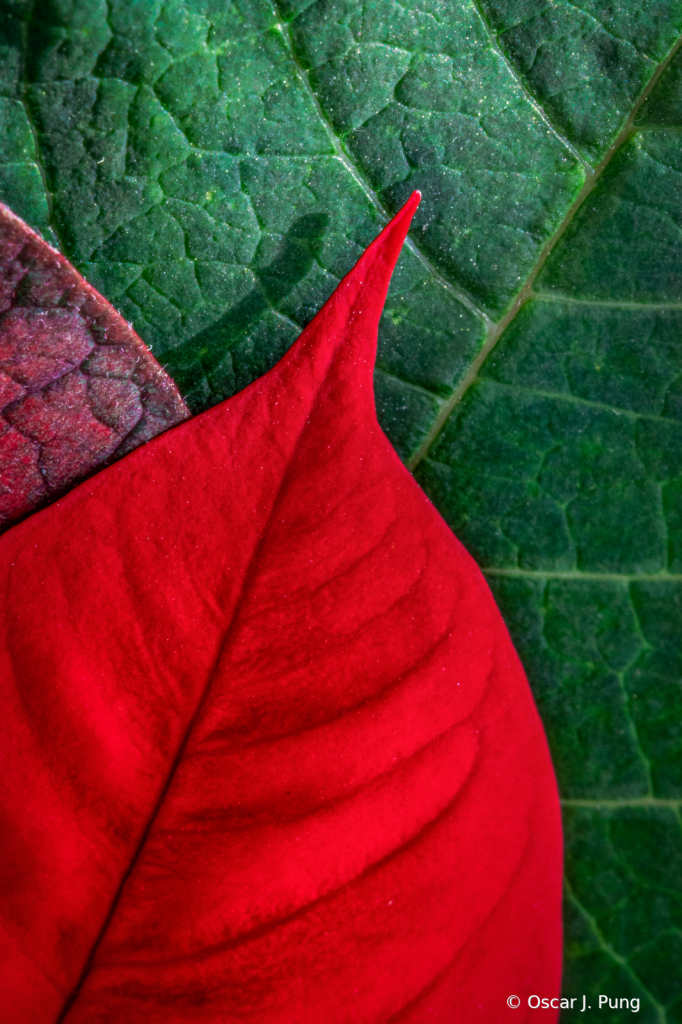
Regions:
[[0, 194, 562, 1023]]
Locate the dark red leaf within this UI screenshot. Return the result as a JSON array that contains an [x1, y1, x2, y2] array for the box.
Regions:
[[0, 202, 189, 528], [0, 194, 562, 1023]]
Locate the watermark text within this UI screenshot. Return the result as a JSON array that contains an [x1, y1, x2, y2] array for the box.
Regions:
[[507, 995, 640, 1012]]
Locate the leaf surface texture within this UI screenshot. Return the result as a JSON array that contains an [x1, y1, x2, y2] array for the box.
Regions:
[[0, 201, 189, 527], [1, 0, 681, 1013]]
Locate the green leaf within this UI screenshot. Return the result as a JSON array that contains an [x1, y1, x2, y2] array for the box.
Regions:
[[1, 0, 681, 1016]]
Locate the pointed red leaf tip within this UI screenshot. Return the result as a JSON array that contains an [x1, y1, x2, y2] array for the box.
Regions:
[[0, 192, 562, 1023], [0, 201, 189, 530]]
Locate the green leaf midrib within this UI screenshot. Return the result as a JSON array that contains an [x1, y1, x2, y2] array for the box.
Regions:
[[406, 28, 682, 472], [274, 0, 682, 494], [19, 0, 681, 469]]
